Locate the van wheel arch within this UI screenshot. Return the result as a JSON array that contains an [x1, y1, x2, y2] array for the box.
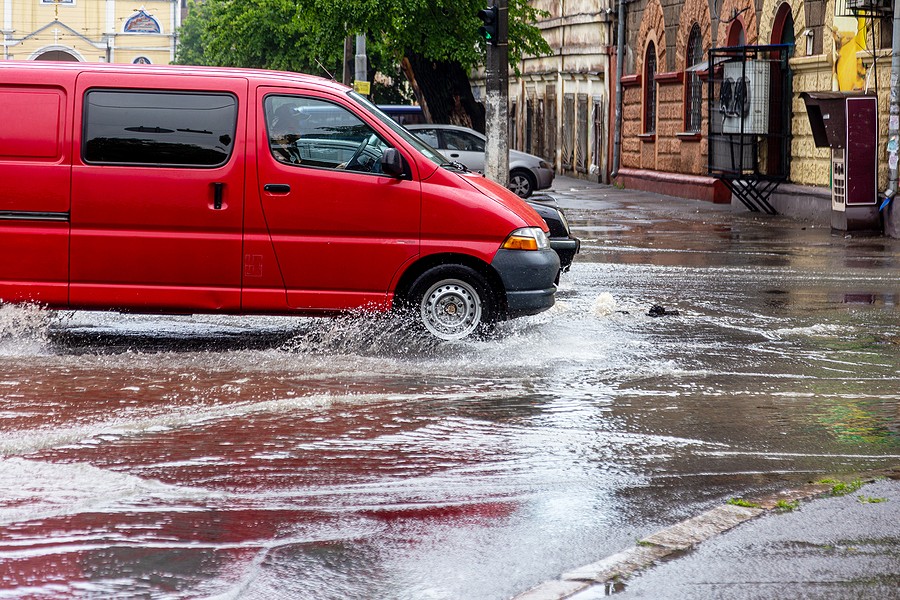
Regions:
[[395, 255, 506, 317]]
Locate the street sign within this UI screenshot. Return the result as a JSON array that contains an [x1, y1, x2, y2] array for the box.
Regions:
[[353, 80, 370, 95]]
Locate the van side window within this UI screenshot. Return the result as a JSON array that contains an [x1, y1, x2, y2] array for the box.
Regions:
[[265, 95, 391, 174], [83, 90, 237, 167]]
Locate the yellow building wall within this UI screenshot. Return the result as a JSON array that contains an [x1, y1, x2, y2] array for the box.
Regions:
[[2, 0, 176, 64]]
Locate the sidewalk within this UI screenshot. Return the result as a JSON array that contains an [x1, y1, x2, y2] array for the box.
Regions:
[[514, 472, 900, 599], [516, 175, 900, 599]]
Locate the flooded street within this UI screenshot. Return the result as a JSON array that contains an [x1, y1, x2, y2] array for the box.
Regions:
[[2, 181, 899, 599]]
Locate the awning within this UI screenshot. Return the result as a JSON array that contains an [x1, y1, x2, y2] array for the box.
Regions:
[[685, 55, 730, 73]]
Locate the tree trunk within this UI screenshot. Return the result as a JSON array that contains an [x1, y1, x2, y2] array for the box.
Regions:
[[401, 52, 485, 133]]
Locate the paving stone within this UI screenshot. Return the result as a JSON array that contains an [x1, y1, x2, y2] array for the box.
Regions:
[[512, 579, 591, 600], [640, 504, 762, 550], [561, 545, 672, 582]]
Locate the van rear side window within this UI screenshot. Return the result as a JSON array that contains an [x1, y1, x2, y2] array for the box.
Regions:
[[83, 90, 237, 167]]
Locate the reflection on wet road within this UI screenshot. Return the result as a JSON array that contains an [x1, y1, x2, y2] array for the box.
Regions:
[[1, 185, 899, 599]]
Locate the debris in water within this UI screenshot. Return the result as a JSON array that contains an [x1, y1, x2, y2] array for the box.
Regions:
[[648, 305, 679, 317]]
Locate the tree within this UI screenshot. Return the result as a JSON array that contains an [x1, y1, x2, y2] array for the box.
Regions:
[[174, 0, 550, 130]]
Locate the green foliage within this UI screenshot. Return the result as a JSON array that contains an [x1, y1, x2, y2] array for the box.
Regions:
[[175, 0, 340, 74], [175, 0, 551, 77], [774, 499, 800, 512], [827, 479, 865, 497], [726, 498, 761, 508], [857, 495, 888, 503]]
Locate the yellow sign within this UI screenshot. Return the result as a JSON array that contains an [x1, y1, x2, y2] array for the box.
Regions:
[[353, 80, 371, 95]]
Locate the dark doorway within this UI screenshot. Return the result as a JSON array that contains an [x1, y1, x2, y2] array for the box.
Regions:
[[768, 3, 795, 176], [34, 50, 79, 61]]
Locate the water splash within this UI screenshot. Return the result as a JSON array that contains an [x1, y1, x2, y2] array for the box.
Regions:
[[279, 310, 462, 358], [0, 303, 51, 355], [0, 457, 219, 526], [592, 292, 619, 316]]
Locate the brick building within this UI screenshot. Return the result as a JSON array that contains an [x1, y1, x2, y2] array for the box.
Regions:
[[612, 0, 893, 216]]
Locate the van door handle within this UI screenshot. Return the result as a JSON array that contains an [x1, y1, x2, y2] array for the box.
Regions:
[[213, 182, 224, 210], [264, 184, 291, 194]]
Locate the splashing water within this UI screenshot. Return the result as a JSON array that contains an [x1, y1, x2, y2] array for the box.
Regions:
[[279, 310, 445, 357], [0, 302, 51, 353], [592, 292, 618, 316]]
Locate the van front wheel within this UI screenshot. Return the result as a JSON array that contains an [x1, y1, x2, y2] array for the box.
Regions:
[[408, 266, 495, 340]]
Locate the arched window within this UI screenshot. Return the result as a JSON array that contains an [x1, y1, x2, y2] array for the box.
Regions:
[[124, 10, 161, 34], [644, 41, 657, 134], [685, 24, 704, 133], [727, 20, 745, 47]]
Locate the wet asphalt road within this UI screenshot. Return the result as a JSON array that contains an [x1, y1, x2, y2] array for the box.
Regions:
[[1, 176, 899, 599]]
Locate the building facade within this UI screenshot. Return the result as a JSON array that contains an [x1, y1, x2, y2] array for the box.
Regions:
[[494, 0, 615, 183], [612, 0, 893, 212], [2, 0, 180, 64]]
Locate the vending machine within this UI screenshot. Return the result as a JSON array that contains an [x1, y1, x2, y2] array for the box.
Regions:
[[801, 92, 879, 232]]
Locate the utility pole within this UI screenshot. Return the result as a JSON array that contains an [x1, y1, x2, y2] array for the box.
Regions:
[[480, 0, 509, 186], [353, 34, 369, 95]]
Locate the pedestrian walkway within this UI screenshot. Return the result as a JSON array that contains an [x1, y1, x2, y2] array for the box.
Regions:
[[514, 471, 900, 599]]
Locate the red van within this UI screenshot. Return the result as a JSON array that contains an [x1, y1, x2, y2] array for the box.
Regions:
[[0, 62, 559, 340]]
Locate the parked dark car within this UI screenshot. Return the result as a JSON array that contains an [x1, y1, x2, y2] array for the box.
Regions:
[[377, 105, 427, 125], [526, 197, 580, 272]]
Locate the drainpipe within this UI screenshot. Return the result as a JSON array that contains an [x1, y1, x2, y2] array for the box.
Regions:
[[611, 0, 626, 178], [883, 0, 900, 238]]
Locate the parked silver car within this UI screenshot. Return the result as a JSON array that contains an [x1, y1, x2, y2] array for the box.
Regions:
[[405, 124, 555, 198]]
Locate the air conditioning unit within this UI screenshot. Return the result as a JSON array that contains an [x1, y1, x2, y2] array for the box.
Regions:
[[720, 60, 770, 134]]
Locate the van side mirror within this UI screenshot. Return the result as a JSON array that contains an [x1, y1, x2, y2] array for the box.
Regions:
[[380, 148, 408, 179]]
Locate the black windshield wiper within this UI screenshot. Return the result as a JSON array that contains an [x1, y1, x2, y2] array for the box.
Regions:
[[441, 160, 470, 172]]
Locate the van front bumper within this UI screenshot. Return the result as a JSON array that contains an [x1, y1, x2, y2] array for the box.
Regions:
[[491, 248, 560, 318]]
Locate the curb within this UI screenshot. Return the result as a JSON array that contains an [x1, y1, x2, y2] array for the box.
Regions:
[[511, 483, 836, 600]]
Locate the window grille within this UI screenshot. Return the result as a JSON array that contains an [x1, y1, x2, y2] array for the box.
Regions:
[[509, 100, 518, 150], [686, 25, 703, 132], [563, 93, 575, 169], [526, 98, 534, 154], [644, 42, 657, 134], [546, 87, 557, 164], [577, 93, 588, 172], [536, 98, 545, 159]]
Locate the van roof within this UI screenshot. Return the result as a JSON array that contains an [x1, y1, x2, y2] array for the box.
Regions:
[[0, 60, 347, 93]]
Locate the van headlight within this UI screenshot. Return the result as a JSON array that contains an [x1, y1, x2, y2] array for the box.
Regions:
[[501, 227, 550, 251]]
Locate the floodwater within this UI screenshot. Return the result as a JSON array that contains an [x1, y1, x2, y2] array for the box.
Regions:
[[2, 182, 899, 599]]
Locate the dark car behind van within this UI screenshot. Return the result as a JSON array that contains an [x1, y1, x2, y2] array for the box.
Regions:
[[378, 105, 427, 126]]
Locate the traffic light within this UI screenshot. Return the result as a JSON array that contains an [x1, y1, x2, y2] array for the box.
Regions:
[[478, 5, 499, 46]]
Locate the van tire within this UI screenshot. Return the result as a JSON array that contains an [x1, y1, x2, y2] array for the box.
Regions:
[[407, 265, 495, 340]]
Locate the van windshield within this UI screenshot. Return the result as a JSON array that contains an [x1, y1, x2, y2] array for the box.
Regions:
[[348, 91, 446, 167]]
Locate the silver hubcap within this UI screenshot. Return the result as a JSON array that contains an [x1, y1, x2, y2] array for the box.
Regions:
[[508, 174, 530, 197], [420, 279, 482, 340]]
